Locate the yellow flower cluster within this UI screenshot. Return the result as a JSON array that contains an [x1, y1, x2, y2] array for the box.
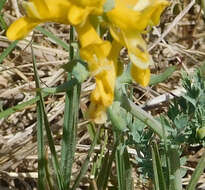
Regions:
[[6, 0, 169, 123]]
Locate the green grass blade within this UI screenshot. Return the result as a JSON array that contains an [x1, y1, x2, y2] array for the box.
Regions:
[[0, 40, 18, 64], [187, 151, 205, 190], [61, 83, 80, 189], [90, 129, 108, 179], [42, 79, 79, 94], [123, 148, 133, 190], [121, 96, 165, 138], [0, 79, 78, 120], [0, 0, 6, 11], [161, 117, 171, 189], [0, 14, 7, 30], [0, 93, 48, 119], [151, 142, 166, 190], [60, 26, 79, 189], [31, 45, 64, 190], [36, 84, 46, 190], [36, 26, 70, 52], [96, 151, 110, 189], [95, 133, 118, 189], [32, 45, 47, 189], [71, 127, 100, 190], [168, 146, 182, 190], [115, 145, 124, 190], [115, 141, 133, 190], [149, 66, 176, 85]]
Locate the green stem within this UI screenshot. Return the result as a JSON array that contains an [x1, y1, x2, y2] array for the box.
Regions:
[[71, 127, 100, 190], [61, 26, 81, 189], [168, 146, 182, 190], [121, 94, 165, 138], [187, 150, 205, 190]]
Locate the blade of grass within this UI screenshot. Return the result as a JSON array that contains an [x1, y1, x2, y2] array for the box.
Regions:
[[90, 129, 108, 179], [96, 151, 110, 189], [71, 126, 100, 190], [32, 44, 47, 189], [187, 150, 205, 190], [151, 142, 166, 190], [0, 0, 6, 11], [61, 81, 80, 189], [0, 40, 18, 64], [0, 14, 7, 30], [115, 134, 133, 190], [36, 26, 70, 52], [0, 93, 48, 119], [0, 79, 79, 119], [168, 146, 182, 190], [60, 26, 80, 189], [123, 147, 133, 189], [149, 66, 176, 85], [121, 95, 165, 138], [115, 144, 126, 190], [95, 131, 118, 189], [161, 116, 171, 190], [36, 79, 46, 190], [31, 45, 64, 190]]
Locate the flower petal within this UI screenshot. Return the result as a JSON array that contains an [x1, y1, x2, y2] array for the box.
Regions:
[[87, 103, 107, 124], [106, 3, 144, 31], [6, 17, 39, 40], [87, 61, 116, 123], [130, 64, 150, 87], [79, 36, 117, 123], [149, 0, 170, 25], [106, 0, 169, 31], [76, 21, 102, 47], [68, 5, 91, 26], [29, 0, 48, 18]]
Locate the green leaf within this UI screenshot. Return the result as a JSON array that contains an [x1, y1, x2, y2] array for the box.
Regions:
[[36, 26, 70, 52], [151, 142, 167, 190], [120, 95, 165, 138], [0, 13, 7, 30], [149, 66, 176, 85], [115, 144, 133, 190], [129, 119, 146, 143], [62, 59, 89, 83], [71, 127, 100, 190], [168, 146, 182, 190], [0, 78, 80, 119], [61, 26, 80, 189], [0, 0, 6, 12], [0, 40, 18, 64], [107, 101, 128, 132], [187, 151, 205, 190], [71, 61, 89, 83], [174, 115, 188, 130], [31, 46, 64, 190]]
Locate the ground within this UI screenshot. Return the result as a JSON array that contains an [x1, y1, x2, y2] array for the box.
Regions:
[[0, 0, 205, 189]]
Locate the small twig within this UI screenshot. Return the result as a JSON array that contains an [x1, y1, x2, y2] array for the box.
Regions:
[[148, 0, 196, 51], [140, 88, 186, 110], [11, 0, 21, 18]]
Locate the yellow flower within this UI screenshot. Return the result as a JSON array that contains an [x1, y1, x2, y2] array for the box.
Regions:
[[77, 22, 120, 123], [106, 0, 169, 86], [6, 0, 106, 40], [67, 0, 106, 25], [6, 0, 71, 40]]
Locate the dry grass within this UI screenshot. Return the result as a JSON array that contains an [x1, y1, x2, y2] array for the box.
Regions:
[[0, 0, 205, 189]]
